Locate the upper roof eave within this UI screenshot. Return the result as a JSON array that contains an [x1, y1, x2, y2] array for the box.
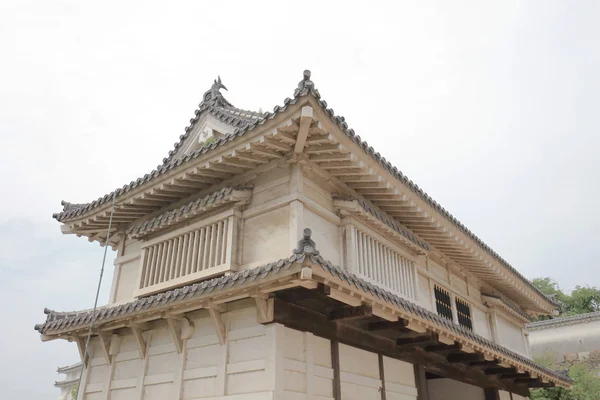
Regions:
[[53, 70, 556, 313]]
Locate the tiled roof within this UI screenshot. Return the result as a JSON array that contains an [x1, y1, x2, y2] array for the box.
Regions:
[[34, 254, 305, 334], [527, 311, 600, 331], [52, 70, 555, 311], [57, 362, 82, 373], [127, 186, 252, 238], [34, 241, 569, 385], [481, 293, 533, 322], [333, 196, 430, 251]]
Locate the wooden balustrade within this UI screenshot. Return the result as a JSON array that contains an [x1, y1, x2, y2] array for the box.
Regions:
[[135, 213, 238, 297], [345, 224, 417, 300]]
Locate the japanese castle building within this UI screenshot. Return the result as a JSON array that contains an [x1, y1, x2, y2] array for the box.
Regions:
[[35, 71, 571, 400]]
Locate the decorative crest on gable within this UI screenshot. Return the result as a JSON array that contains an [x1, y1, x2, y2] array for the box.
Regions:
[[294, 70, 315, 97], [202, 76, 232, 107]]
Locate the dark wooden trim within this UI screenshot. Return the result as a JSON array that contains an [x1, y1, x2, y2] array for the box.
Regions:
[[414, 364, 430, 400], [379, 354, 387, 400], [368, 320, 409, 331], [485, 367, 516, 376], [273, 297, 530, 397], [328, 304, 372, 321], [331, 340, 341, 400], [484, 388, 500, 400], [447, 353, 483, 364]]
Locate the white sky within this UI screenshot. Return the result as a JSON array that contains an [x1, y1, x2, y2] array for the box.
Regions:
[[1, 1, 599, 398]]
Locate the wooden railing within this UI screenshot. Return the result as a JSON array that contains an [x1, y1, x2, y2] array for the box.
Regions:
[[136, 213, 238, 297], [344, 224, 417, 300]]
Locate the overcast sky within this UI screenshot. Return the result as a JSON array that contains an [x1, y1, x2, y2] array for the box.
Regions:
[[1, 1, 599, 398]]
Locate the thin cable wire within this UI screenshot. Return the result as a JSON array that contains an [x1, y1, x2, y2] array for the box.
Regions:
[[75, 192, 117, 399]]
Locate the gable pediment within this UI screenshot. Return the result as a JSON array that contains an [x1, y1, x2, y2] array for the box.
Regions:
[[177, 114, 236, 158]]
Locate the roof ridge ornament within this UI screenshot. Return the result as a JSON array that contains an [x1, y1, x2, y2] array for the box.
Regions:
[[202, 76, 232, 107], [294, 228, 319, 255], [294, 69, 315, 97]]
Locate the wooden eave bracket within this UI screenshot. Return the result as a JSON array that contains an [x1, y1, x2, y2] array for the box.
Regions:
[[98, 333, 112, 365], [207, 307, 227, 345], [130, 323, 147, 359], [253, 294, 275, 324], [75, 336, 91, 367], [167, 315, 195, 353]]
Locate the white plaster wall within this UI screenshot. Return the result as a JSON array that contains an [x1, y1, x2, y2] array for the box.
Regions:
[[281, 327, 334, 400], [472, 307, 492, 341], [338, 344, 417, 400], [302, 207, 341, 266], [497, 314, 527, 356], [303, 176, 335, 211], [79, 301, 278, 400], [428, 261, 449, 284], [247, 166, 290, 208], [417, 273, 433, 311], [529, 319, 600, 362], [382, 356, 418, 400], [114, 259, 139, 303], [241, 205, 290, 267], [427, 379, 484, 400], [450, 273, 468, 296]]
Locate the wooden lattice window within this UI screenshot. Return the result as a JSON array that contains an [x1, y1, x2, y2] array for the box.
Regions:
[[434, 285, 453, 321], [455, 297, 473, 331]]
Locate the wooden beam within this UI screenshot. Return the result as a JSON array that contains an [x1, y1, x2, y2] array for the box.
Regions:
[[447, 353, 483, 364], [485, 367, 517, 376], [328, 305, 372, 321], [294, 106, 313, 153], [469, 360, 500, 368], [367, 320, 409, 331], [424, 343, 462, 354], [499, 373, 529, 380], [396, 333, 438, 347]]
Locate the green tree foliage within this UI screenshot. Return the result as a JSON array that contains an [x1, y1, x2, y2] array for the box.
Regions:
[[530, 358, 600, 400], [530, 278, 600, 399], [532, 277, 600, 316], [71, 384, 78, 400]]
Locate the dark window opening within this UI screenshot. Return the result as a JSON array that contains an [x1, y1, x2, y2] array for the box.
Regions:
[[455, 297, 473, 331], [434, 285, 453, 321]]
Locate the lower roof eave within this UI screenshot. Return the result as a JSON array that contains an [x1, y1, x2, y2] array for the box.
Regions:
[[300, 254, 571, 389], [34, 245, 570, 389]]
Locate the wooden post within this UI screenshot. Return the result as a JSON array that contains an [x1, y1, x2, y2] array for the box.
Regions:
[[413, 364, 429, 400], [484, 388, 500, 400], [378, 354, 387, 400], [331, 340, 341, 400]]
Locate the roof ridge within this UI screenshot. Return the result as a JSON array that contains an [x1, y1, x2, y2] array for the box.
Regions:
[[527, 310, 600, 330], [127, 186, 253, 237]]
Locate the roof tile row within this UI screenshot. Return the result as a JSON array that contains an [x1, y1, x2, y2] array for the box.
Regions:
[[127, 186, 252, 237], [35, 244, 569, 384]]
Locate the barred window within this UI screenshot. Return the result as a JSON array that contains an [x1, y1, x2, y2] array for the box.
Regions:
[[455, 297, 473, 331], [434, 285, 453, 321]]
